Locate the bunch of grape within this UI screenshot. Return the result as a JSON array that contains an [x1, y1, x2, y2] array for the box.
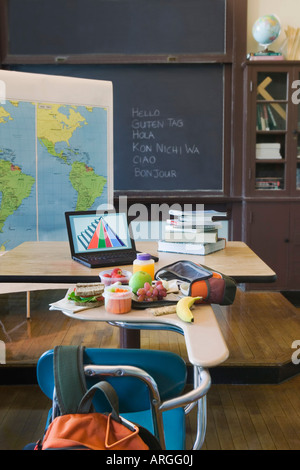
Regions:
[[137, 280, 167, 302]]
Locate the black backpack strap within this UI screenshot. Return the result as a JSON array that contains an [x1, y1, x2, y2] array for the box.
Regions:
[[54, 345, 87, 415], [78, 381, 120, 422]]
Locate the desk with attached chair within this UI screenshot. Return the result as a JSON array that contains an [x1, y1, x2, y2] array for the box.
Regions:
[[1, 240, 275, 449]]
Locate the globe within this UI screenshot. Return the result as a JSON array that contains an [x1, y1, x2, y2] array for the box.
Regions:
[[252, 14, 281, 51]]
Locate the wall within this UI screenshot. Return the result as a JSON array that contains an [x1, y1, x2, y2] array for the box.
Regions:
[[247, 0, 300, 54]]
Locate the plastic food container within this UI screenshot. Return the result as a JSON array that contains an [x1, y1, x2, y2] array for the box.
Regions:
[[104, 285, 132, 314], [99, 269, 132, 286]]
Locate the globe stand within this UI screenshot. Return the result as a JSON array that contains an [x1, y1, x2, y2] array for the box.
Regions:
[[255, 46, 276, 55]]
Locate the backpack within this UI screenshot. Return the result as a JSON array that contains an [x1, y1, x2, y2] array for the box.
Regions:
[[36, 345, 161, 450]]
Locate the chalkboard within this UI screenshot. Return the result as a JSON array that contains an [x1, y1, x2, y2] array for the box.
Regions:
[[5, 0, 227, 57], [11, 64, 225, 193]]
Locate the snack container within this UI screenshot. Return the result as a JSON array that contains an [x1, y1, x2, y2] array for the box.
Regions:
[[99, 269, 132, 286], [104, 285, 132, 314]]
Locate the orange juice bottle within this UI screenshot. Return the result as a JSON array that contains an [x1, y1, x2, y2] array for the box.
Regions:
[[132, 253, 155, 280]]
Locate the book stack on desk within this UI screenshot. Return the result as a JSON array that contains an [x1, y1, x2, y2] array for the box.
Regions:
[[158, 210, 227, 255]]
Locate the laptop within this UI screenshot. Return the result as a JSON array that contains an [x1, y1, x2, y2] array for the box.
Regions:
[[65, 210, 158, 268]]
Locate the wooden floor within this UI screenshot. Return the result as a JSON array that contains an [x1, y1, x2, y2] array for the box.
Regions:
[[3, 376, 300, 450], [1, 287, 300, 450]]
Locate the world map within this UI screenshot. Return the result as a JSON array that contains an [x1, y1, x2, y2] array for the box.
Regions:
[[0, 100, 108, 251]]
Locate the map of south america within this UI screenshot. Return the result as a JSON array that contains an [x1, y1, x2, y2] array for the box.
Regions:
[[0, 159, 35, 234], [69, 161, 107, 211], [0, 100, 108, 251]]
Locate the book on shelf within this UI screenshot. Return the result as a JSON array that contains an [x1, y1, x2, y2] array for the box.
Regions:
[[164, 228, 219, 244], [256, 142, 282, 159], [255, 177, 283, 190], [256, 104, 279, 131], [157, 238, 226, 256]]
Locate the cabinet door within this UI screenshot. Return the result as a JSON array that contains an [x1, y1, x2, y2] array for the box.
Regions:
[[288, 204, 300, 289], [246, 202, 290, 290], [294, 69, 300, 195], [253, 70, 288, 195]]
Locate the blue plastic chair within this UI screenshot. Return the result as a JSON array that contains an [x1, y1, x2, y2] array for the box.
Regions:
[[37, 347, 211, 450]]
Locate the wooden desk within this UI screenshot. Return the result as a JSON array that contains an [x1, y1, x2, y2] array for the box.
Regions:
[[0, 240, 276, 352], [0, 240, 276, 284]]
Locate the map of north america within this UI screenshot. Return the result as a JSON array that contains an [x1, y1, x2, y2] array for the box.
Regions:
[[0, 100, 108, 251]]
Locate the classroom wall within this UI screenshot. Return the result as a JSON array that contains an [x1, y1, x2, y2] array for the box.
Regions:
[[247, 0, 300, 54]]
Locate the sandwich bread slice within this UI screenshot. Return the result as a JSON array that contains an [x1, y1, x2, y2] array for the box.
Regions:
[[68, 282, 105, 307]]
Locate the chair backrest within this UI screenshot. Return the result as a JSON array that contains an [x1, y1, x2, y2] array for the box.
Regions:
[[37, 348, 187, 413]]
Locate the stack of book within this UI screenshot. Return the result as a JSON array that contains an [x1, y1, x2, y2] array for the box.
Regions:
[[256, 143, 282, 160], [255, 177, 283, 190], [247, 52, 284, 61], [158, 209, 227, 255]]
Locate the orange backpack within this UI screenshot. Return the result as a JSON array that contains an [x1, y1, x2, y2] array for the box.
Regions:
[[38, 382, 149, 450]]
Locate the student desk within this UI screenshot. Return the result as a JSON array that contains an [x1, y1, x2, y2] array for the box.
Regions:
[[0, 240, 276, 352], [0, 241, 276, 449], [0, 240, 276, 284], [61, 297, 229, 369]]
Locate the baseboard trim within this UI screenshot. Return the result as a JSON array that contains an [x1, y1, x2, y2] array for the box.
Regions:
[[1, 361, 300, 386], [0, 365, 37, 385], [208, 361, 300, 385]]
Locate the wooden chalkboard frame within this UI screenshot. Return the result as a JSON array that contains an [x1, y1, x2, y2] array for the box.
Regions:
[[0, 0, 233, 64]]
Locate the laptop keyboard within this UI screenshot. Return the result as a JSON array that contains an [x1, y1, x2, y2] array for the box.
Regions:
[[80, 251, 137, 263]]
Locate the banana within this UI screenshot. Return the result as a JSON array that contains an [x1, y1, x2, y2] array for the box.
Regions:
[[176, 296, 201, 323]]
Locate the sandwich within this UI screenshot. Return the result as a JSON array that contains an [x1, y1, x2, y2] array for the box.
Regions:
[[68, 282, 105, 307]]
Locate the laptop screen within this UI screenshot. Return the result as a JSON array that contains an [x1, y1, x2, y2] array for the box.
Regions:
[[66, 211, 134, 255]]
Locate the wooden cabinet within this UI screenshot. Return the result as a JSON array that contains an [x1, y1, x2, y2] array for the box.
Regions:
[[244, 63, 300, 196], [243, 62, 300, 290], [243, 201, 300, 290], [288, 204, 300, 288]]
